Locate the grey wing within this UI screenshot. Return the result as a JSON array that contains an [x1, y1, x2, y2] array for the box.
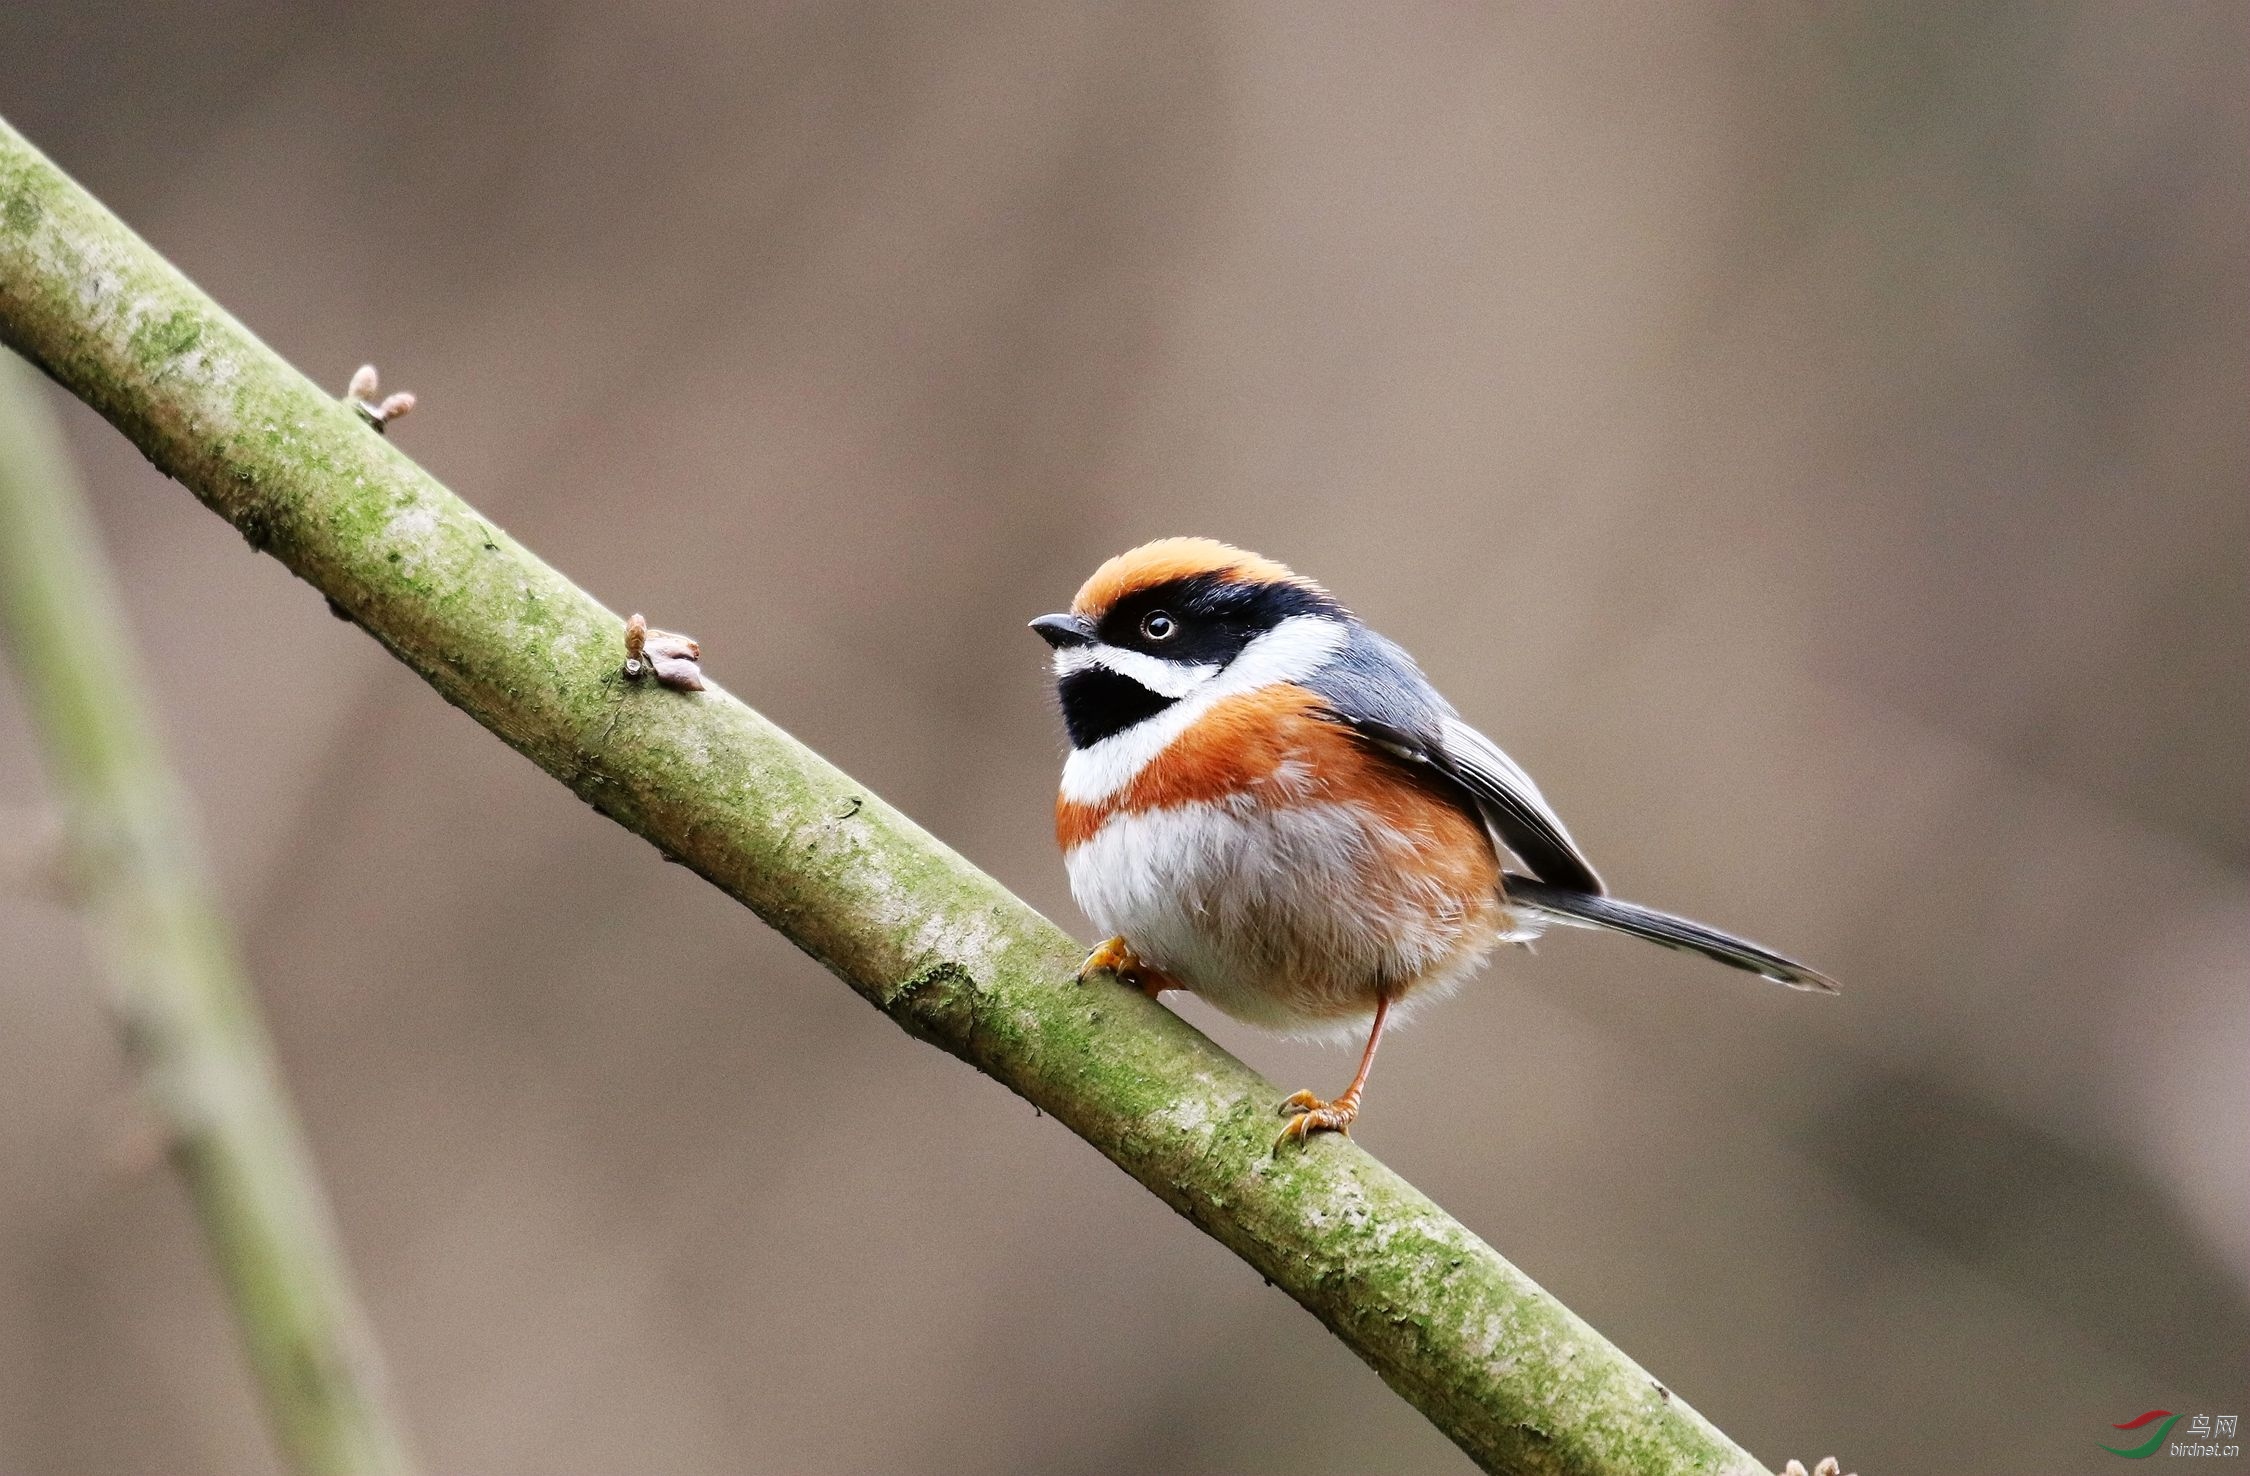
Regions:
[[1308, 626, 1606, 896], [1430, 715, 1604, 895]]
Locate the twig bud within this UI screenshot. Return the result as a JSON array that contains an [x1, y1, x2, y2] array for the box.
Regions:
[[342, 363, 416, 434], [622, 612, 705, 691]]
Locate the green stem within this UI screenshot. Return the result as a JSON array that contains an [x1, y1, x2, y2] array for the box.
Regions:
[[0, 113, 1766, 1476], [0, 351, 419, 1473]]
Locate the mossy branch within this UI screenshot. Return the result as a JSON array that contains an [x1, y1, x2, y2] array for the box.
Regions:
[[0, 356, 419, 1472], [0, 115, 1767, 1476]]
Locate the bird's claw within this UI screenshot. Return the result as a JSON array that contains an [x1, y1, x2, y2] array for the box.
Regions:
[[1275, 1091, 1358, 1149], [1076, 936, 1177, 998], [1077, 936, 1134, 983]]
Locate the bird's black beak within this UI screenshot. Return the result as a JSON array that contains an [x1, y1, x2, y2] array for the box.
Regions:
[[1029, 612, 1097, 650]]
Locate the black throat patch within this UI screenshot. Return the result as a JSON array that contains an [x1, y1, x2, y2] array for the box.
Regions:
[[1057, 667, 1176, 748]]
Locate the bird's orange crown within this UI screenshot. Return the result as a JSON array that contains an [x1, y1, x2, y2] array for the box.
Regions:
[[1069, 537, 1328, 621]]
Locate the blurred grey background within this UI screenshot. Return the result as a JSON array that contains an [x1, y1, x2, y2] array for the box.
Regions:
[[2, 4, 2244, 1473]]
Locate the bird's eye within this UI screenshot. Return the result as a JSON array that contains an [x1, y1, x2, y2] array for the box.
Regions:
[[1140, 610, 1177, 642]]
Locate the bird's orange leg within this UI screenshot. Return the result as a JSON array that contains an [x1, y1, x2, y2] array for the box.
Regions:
[[1076, 935, 1179, 999], [1277, 994, 1393, 1149]]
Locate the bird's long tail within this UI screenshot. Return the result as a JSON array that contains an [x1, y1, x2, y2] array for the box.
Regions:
[[1503, 874, 1839, 993]]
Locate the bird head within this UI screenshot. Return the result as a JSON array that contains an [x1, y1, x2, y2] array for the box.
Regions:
[[1031, 538, 1349, 749]]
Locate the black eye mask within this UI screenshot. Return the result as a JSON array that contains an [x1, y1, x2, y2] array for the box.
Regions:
[[1095, 575, 1341, 667]]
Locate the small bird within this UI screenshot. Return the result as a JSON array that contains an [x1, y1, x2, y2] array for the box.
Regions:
[[1031, 538, 1835, 1148]]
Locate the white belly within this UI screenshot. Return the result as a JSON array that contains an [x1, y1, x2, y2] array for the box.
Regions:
[[1066, 800, 1508, 1033]]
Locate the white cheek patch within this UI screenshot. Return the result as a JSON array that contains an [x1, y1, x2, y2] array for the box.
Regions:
[[1060, 614, 1349, 805], [1050, 643, 1217, 701]]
